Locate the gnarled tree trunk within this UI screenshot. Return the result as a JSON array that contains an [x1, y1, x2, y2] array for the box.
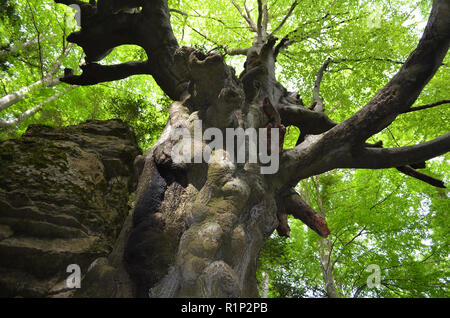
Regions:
[[53, 0, 449, 298]]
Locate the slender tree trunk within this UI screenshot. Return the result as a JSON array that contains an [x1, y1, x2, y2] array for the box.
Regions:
[[126, 61, 283, 296], [0, 79, 51, 112]]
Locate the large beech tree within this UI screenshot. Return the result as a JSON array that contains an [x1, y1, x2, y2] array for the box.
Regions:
[[51, 0, 449, 297]]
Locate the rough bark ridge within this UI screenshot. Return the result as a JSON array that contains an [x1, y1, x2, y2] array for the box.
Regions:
[[53, 0, 449, 297], [0, 120, 141, 297]]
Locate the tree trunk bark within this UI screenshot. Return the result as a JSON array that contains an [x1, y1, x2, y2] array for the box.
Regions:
[[129, 139, 279, 297]]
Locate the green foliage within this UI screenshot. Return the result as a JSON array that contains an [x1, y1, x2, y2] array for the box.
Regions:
[[283, 125, 300, 149], [0, 0, 169, 151], [0, 0, 448, 298]]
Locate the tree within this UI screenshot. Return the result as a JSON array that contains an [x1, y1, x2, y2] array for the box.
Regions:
[[0, 0, 77, 127], [258, 168, 449, 298], [0, 0, 168, 146], [45, 0, 449, 298]]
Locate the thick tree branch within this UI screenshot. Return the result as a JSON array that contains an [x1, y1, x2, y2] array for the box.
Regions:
[[54, 0, 87, 7], [274, 132, 449, 192], [276, 211, 291, 237], [98, 0, 143, 14], [60, 61, 151, 85], [276, 0, 450, 190], [55, 0, 184, 100], [278, 103, 336, 135], [66, 13, 142, 63], [359, 140, 443, 188], [56, 0, 143, 15]]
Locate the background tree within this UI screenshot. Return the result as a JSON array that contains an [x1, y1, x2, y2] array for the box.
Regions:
[[1, 0, 449, 298], [0, 0, 168, 150]]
